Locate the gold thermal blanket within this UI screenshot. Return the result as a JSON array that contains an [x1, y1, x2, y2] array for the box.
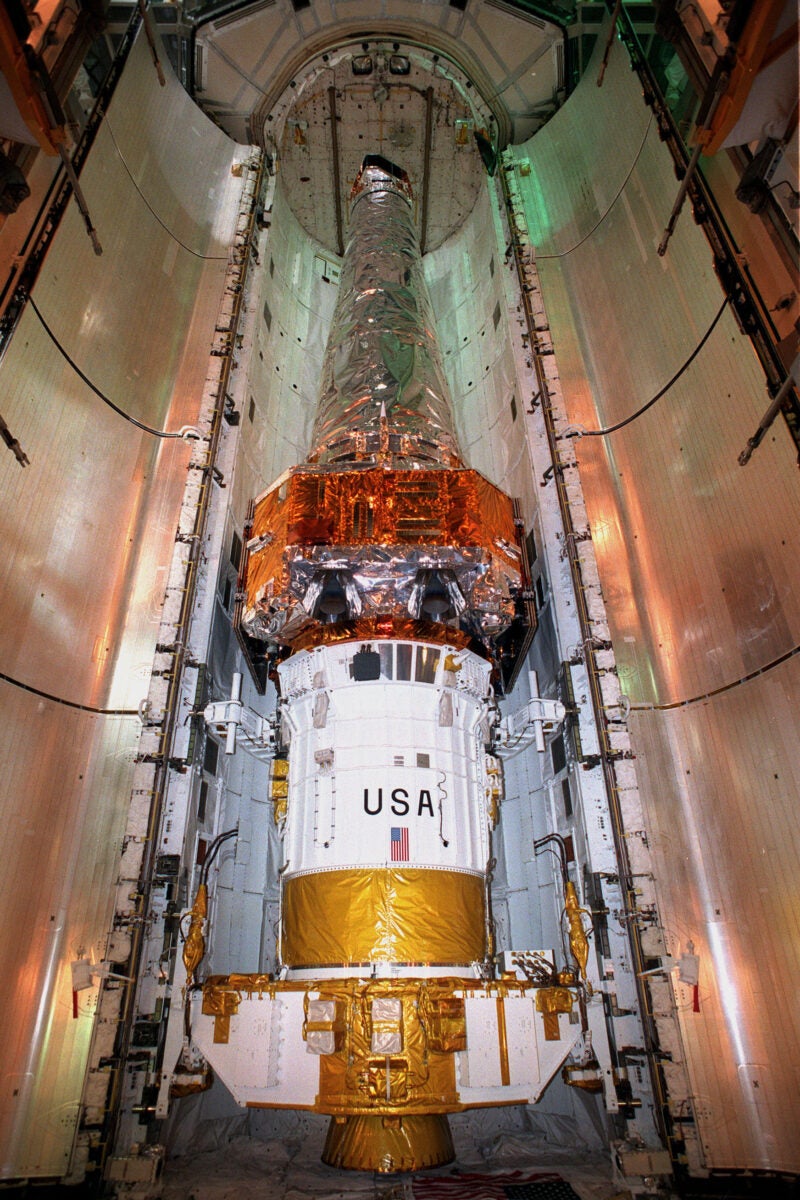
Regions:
[[282, 868, 485, 966]]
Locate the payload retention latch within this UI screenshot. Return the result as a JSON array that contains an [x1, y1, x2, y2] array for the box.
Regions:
[[493, 670, 565, 757], [203, 671, 277, 760]]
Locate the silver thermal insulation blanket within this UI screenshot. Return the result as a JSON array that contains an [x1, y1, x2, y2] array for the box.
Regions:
[[310, 172, 461, 467]]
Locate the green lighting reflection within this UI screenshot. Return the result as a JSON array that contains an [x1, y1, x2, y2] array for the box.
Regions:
[[521, 167, 553, 246], [508, 149, 553, 247]]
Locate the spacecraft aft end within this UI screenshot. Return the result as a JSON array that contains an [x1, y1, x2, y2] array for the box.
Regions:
[[322, 1113, 455, 1173]]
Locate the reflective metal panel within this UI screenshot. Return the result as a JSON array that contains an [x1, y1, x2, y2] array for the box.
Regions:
[[0, 29, 246, 1179], [515, 32, 800, 1172]]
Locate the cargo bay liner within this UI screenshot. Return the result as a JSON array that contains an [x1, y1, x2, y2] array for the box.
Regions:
[[190, 154, 588, 1172]]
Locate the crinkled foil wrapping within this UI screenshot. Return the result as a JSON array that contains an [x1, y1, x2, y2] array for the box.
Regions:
[[310, 179, 460, 467], [237, 160, 527, 659], [240, 466, 522, 649], [281, 868, 486, 966]]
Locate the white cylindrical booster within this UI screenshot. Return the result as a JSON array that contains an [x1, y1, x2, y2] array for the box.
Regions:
[[276, 639, 496, 978]]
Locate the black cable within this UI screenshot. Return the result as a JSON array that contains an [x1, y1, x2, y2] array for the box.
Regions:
[[630, 641, 800, 712], [533, 834, 569, 888], [104, 120, 229, 262], [536, 114, 653, 261], [200, 826, 239, 886], [28, 296, 191, 439], [0, 668, 139, 715], [568, 297, 729, 438]]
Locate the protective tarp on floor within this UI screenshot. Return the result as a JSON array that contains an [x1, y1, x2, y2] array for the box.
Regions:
[[162, 1100, 621, 1200]]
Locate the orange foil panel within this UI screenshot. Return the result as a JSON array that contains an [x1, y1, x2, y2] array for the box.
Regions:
[[239, 466, 523, 652]]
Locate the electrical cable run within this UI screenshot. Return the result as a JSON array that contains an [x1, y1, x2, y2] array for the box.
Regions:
[[200, 826, 239, 885], [629, 641, 800, 711], [0, 668, 140, 715], [568, 297, 729, 438], [29, 296, 196, 439], [104, 120, 229, 261], [536, 114, 653, 260]]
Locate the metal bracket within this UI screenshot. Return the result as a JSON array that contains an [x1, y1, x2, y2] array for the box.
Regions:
[[493, 670, 566, 757], [203, 671, 277, 759]]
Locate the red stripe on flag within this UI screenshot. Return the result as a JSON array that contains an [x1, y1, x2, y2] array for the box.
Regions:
[[390, 826, 409, 861], [411, 1170, 570, 1199]]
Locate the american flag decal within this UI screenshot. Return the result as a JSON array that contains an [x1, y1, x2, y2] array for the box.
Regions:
[[390, 826, 409, 861], [410, 1171, 582, 1198]]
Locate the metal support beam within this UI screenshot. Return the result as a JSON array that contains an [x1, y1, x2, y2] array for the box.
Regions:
[[56, 143, 102, 255], [597, 0, 623, 87], [500, 153, 680, 1159], [657, 142, 702, 257], [739, 353, 800, 464], [137, 0, 166, 87], [419, 86, 434, 255], [328, 85, 344, 257]]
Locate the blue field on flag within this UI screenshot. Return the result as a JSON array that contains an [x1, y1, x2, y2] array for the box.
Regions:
[[411, 1170, 583, 1199]]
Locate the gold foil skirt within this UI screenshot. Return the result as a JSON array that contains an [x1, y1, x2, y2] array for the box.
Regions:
[[322, 1113, 455, 1173], [281, 867, 486, 967]]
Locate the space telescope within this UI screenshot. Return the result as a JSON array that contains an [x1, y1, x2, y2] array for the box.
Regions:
[[190, 156, 587, 1172]]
